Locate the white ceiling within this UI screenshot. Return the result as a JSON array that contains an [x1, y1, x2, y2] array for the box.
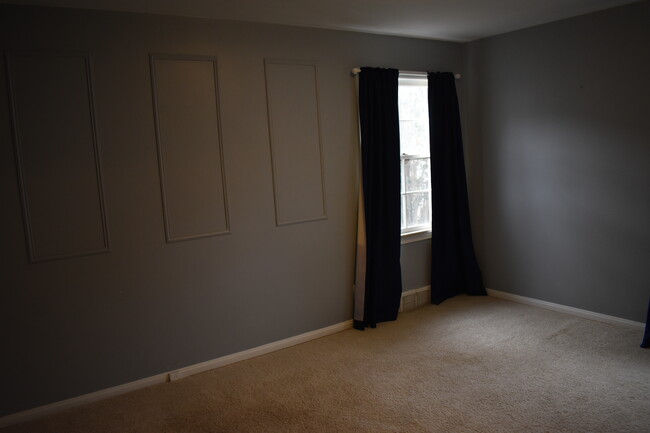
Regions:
[[0, 0, 640, 42]]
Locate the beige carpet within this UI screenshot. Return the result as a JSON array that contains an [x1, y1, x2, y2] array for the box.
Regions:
[[4, 295, 649, 433]]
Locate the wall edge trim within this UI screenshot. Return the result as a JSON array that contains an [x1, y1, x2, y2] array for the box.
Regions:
[[168, 319, 353, 381], [0, 319, 353, 428], [487, 288, 645, 329], [0, 373, 168, 429]]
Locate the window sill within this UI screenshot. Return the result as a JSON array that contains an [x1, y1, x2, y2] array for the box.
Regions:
[[401, 230, 432, 245]]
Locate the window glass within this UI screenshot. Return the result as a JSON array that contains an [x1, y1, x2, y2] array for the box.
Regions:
[[399, 76, 431, 235]]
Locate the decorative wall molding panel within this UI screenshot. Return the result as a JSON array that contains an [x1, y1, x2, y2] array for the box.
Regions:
[[264, 59, 327, 226], [6, 51, 110, 262], [150, 54, 230, 242]]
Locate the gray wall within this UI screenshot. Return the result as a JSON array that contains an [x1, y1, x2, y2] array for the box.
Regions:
[[401, 239, 432, 292], [468, 0, 650, 322], [0, 5, 465, 416]]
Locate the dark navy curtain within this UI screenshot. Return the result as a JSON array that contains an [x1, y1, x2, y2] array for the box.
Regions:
[[354, 67, 403, 330], [428, 72, 486, 304]]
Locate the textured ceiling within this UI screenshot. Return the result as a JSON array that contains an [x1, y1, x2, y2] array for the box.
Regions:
[[0, 0, 640, 41]]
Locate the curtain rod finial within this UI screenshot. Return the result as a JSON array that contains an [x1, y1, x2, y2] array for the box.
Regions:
[[454, 73, 461, 79]]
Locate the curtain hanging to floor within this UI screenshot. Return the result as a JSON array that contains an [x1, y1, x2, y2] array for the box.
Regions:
[[428, 72, 486, 304], [353, 67, 403, 330]]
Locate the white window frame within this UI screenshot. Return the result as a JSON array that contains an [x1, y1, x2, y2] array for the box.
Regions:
[[399, 74, 432, 243]]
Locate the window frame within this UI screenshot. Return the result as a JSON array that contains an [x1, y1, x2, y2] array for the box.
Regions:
[[398, 74, 432, 242]]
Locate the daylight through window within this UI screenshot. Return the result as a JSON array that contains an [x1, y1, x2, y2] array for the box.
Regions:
[[399, 75, 431, 236]]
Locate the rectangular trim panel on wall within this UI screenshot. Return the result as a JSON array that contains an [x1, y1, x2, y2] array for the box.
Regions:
[[264, 59, 327, 226], [150, 54, 230, 242], [6, 51, 110, 262]]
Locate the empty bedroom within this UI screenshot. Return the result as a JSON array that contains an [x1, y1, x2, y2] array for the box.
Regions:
[[0, 0, 648, 432]]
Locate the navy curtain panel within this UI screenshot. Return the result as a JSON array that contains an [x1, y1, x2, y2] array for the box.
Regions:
[[641, 299, 650, 348], [354, 67, 403, 330], [428, 72, 486, 304]]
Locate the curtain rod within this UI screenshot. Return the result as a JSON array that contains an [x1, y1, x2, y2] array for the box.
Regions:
[[351, 67, 461, 79]]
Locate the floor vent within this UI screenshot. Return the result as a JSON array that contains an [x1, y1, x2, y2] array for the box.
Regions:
[[399, 286, 431, 312]]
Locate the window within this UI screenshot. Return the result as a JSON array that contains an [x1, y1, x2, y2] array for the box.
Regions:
[[398, 75, 431, 237]]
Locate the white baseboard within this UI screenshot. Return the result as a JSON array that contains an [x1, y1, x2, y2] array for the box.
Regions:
[[0, 373, 169, 429], [0, 320, 353, 429], [487, 288, 645, 330], [168, 320, 352, 381], [5, 289, 640, 428]]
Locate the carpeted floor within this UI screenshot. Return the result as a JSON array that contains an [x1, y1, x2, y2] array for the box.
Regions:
[[3, 295, 649, 433]]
